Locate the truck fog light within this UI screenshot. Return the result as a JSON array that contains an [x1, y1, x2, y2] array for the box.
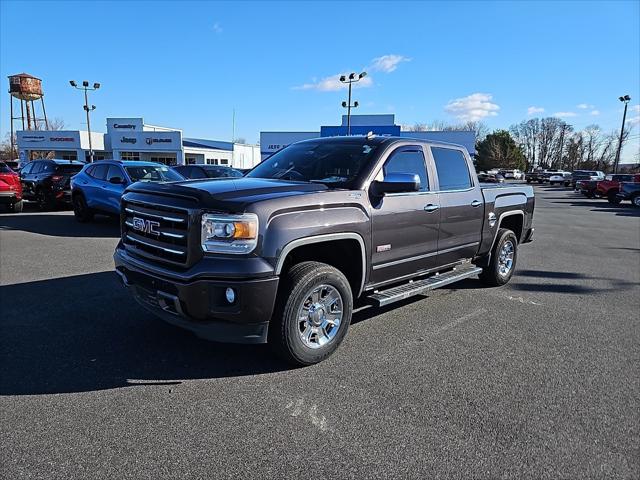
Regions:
[[225, 287, 236, 304]]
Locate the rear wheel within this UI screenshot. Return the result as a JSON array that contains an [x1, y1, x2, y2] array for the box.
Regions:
[[72, 193, 94, 222], [8, 200, 23, 213], [36, 189, 56, 211], [607, 192, 621, 205], [269, 261, 353, 366], [632, 195, 640, 208], [479, 228, 518, 287]]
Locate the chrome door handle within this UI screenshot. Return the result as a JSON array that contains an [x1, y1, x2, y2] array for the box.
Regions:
[[471, 200, 482, 208], [424, 204, 439, 213]]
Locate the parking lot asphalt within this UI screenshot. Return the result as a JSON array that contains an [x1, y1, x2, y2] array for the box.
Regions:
[[1, 185, 639, 480]]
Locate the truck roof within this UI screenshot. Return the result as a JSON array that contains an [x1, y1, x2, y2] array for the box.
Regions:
[[296, 135, 468, 152]]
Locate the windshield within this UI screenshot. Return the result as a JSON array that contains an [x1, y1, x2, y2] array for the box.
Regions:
[[246, 141, 379, 187], [125, 165, 184, 182]]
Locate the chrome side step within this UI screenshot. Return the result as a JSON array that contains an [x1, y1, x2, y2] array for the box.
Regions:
[[367, 264, 482, 307]]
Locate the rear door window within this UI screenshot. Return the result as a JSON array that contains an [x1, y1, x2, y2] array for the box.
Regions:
[[431, 147, 473, 191], [31, 162, 44, 174], [381, 146, 429, 192], [55, 164, 83, 174], [20, 163, 34, 175]]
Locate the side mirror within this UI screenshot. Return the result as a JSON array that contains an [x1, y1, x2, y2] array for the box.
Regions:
[[109, 176, 125, 185], [370, 172, 421, 196]]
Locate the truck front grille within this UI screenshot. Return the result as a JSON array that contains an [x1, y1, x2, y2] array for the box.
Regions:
[[122, 199, 191, 267]]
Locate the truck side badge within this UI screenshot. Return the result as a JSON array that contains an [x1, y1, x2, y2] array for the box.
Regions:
[[377, 244, 391, 252]]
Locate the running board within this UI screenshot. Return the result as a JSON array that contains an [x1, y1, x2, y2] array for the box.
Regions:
[[367, 265, 483, 307]]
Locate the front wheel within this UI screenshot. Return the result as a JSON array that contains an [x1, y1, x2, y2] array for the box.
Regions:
[[479, 229, 518, 287], [632, 195, 640, 208], [269, 261, 353, 366], [72, 193, 94, 222]]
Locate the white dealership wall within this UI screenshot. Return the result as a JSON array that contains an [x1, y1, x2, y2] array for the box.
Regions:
[[16, 130, 105, 162], [16, 117, 260, 168]]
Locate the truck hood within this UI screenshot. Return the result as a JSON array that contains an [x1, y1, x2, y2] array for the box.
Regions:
[[125, 177, 329, 211]]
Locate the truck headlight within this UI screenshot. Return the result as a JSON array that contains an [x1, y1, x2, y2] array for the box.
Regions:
[[201, 213, 258, 254]]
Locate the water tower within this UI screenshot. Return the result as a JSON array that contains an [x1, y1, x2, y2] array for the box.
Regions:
[[8, 73, 49, 159]]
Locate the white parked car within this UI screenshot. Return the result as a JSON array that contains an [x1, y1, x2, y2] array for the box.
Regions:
[[548, 171, 572, 185]]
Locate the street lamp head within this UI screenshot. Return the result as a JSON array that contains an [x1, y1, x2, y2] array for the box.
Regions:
[[339, 75, 346, 82], [82, 80, 89, 87], [349, 72, 356, 80], [69, 80, 77, 87], [624, 94, 631, 101], [93, 83, 100, 89], [342, 101, 347, 108], [91, 105, 96, 111], [354, 101, 359, 108], [619, 96, 625, 102], [359, 71, 367, 78]]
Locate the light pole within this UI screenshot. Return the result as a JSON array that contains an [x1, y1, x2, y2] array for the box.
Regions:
[[614, 94, 631, 174], [70, 80, 100, 162], [339, 71, 367, 135]]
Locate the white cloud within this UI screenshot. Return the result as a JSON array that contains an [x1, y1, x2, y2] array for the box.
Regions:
[[631, 105, 640, 113], [212, 22, 222, 34], [553, 111, 577, 118], [590, 110, 600, 116], [294, 53, 409, 91], [527, 106, 545, 116], [369, 55, 411, 73], [577, 103, 594, 109], [294, 74, 373, 92], [444, 93, 499, 122], [627, 115, 640, 126]]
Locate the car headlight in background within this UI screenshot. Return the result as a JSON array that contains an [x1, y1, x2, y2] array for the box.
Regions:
[[201, 213, 258, 254]]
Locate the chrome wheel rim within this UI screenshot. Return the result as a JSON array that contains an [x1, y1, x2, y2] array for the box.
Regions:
[[297, 284, 343, 349], [633, 197, 640, 207], [498, 240, 515, 277]]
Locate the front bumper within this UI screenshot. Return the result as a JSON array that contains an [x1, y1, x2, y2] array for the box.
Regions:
[[114, 247, 279, 344]]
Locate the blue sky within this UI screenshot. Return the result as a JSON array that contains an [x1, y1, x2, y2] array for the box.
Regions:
[[1, 0, 639, 161]]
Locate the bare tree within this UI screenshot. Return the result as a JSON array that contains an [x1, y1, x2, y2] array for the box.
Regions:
[[47, 117, 66, 130]]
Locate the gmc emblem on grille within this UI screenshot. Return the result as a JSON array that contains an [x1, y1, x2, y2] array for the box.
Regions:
[[132, 217, 160, 235]]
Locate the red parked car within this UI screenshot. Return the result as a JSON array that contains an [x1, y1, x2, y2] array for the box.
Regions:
[[596, 173, 640, 204], [0, 161, 23, 213]]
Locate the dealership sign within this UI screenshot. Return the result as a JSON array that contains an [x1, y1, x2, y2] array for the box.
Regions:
[[21, 135, 45, 142], [113, 124, 136, 129], [111, 130, 181, 150]]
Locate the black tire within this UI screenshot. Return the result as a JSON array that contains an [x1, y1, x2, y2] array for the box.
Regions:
[[607, 192, 621, 205], [479, 228, 518, 287], [269, 261, 353, 366], [8, 200, 23, 213], [72, 193, 94, 222], [632, 195, 640, 208], [36, 189, 56, 211]]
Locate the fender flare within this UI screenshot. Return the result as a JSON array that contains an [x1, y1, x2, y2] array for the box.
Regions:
[[275, 233, 367, 296]]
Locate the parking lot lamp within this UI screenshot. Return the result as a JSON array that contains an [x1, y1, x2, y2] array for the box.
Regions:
[[339, 72, 367, 135], [69, 80, 100, 162], [613, 94, 631, 174]]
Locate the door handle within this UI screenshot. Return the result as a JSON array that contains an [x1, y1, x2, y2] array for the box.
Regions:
[[424, 204, 440, 213], [471, 200, 482, 208]]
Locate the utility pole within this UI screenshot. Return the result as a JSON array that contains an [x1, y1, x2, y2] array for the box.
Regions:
[[614, 95, 631, 174], [339, 72, 367, 135], [70, 80, 100, 162]]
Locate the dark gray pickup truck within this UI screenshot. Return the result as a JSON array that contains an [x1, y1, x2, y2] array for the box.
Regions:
[[114, 136, 534, 365]]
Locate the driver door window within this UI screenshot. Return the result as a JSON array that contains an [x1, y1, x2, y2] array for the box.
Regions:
[[378, 146, 429, 192]]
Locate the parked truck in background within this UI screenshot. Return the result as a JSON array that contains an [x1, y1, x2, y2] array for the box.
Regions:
[[114, 136, 535, 365]]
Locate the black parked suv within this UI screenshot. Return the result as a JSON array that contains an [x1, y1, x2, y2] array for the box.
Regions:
[[19, 159, 84, 210], [173, 165, 244, 180]]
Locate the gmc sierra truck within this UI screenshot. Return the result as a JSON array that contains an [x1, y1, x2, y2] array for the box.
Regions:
[[114, 136, 534, 365]]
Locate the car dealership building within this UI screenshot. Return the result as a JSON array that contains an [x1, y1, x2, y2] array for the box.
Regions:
[[16, 117, 261, 169], [260, 114, 476, 160]]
